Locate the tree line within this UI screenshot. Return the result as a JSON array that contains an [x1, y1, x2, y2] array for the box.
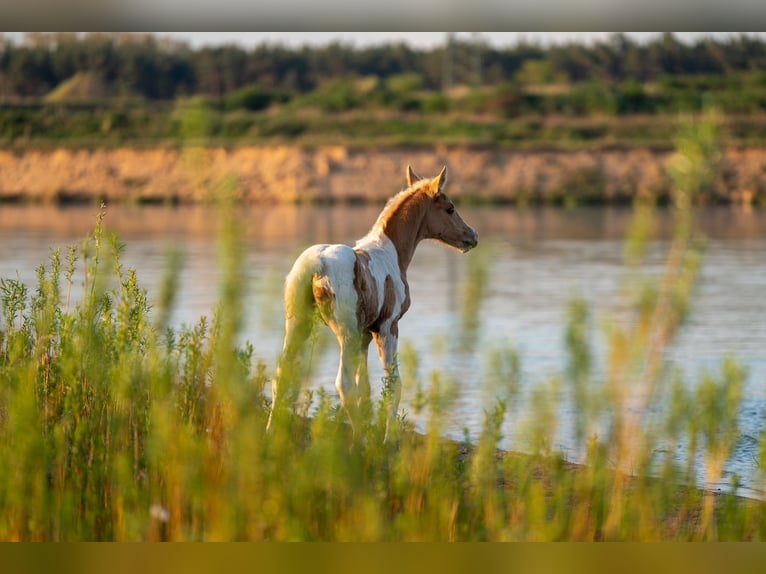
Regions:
[[2, 32, 766, 101]]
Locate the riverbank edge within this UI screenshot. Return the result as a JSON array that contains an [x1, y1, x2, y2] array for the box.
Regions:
[[442, 430, 762, 539]]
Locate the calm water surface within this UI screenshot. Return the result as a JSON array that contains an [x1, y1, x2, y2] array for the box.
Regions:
[[1, 203, 765, 497]]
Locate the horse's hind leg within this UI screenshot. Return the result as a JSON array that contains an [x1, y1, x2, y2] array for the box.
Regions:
[[333, 330, 365, 434], [267, 307, 313, 431]]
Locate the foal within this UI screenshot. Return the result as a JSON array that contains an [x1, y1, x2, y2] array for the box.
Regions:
[[267, 165, 479, 438]]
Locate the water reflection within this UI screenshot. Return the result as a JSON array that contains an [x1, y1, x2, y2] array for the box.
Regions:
[[1, 203, 765, 495], [3, 202, 766, 241]]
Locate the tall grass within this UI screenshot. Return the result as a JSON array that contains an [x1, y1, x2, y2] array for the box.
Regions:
[[1, 112, 765, 541]]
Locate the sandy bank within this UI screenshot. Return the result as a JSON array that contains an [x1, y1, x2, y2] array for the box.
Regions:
[[0, 145, 764, 205]]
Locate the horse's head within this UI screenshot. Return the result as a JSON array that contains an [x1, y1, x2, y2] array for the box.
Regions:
[[408, 165, 479, 253]]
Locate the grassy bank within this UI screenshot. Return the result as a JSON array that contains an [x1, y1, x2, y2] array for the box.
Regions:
[[1, 113, 765, 540], [5, 100, 766, 151]]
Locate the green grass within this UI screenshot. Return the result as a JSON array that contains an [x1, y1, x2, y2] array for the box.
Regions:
[[6, 96, 766, 151], [1, 112, 765, 541]]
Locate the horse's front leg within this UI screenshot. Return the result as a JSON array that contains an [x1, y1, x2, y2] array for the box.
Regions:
[[373, 328, 401, 441]]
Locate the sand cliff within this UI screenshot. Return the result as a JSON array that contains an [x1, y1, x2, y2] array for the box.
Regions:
[[0, 145, 764, 204]]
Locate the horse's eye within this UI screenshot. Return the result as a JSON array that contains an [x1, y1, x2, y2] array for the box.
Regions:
[[446, 206, 455, 215]]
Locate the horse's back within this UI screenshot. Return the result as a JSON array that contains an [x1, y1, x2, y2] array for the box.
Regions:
[[288, 243, 356, 281]]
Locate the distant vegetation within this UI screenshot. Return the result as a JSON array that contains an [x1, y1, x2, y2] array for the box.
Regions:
[[3, 33, 766, 147]]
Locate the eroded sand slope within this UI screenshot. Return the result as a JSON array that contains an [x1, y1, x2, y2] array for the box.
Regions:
[[1, 146, 764, 204]]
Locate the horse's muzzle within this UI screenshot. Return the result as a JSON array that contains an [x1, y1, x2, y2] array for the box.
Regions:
[[461, 229, 479, 252]]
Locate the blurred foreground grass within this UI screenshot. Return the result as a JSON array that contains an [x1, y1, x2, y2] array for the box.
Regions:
[[1, 111, 765, 541]]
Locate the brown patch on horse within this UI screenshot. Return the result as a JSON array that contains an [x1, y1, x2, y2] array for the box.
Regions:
[[397, 283, 411, 325], [353, 249, 378, 329], [312, 275, 335, 324], [370, 274, 397, 334]]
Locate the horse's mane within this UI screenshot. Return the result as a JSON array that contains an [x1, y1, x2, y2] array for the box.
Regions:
[[368, 179, 431, 238]]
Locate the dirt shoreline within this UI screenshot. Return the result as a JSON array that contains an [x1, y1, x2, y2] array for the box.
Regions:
[[1, 145, 765, 205]]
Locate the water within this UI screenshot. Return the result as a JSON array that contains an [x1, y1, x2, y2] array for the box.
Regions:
[[1, 203, 765, 497]]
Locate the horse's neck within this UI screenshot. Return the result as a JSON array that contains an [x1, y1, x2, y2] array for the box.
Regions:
[[378, 194, 426, 274]]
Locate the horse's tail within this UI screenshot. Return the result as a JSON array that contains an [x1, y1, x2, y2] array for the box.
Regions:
[[284, 248, 331, 325], [269, 245, 355, 430], [268, 250, 324, 430]]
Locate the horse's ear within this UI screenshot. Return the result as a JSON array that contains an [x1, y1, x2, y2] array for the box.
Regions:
[[406, 165, 422, 188], [431, 165, 448, 196]]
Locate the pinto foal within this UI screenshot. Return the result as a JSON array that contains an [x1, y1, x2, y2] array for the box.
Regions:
[[267, 165, 479, 439]]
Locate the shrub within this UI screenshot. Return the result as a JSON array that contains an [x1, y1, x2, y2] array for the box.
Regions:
[[617, 80, 656, 114], [305, 79, 362, 113], [422, 93, 449, 114], [385, 73, 424, 94], [223, 85, 273, 112], [567, 82, 618, 116]]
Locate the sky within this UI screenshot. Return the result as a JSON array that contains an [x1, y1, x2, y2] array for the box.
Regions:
[[144, 32, 755, 49], [8, 32, 762, 50]]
